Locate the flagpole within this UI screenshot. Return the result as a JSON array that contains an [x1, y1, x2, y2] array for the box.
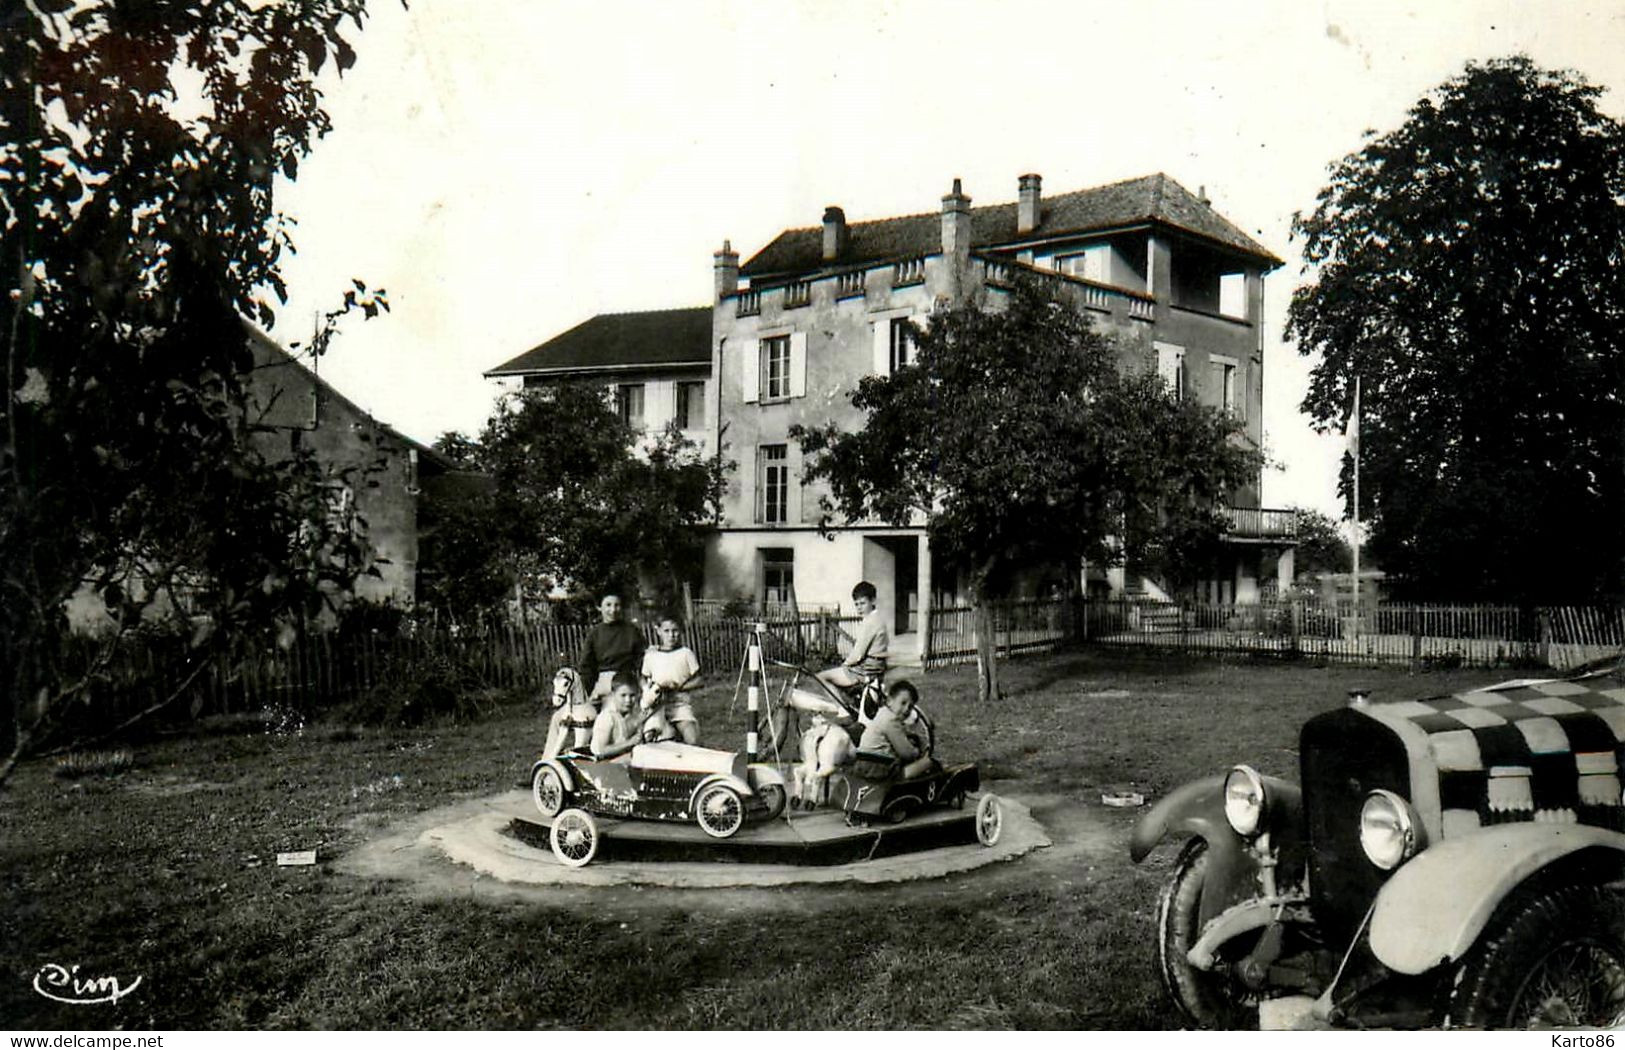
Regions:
[[1351, 376, 1361, 638]]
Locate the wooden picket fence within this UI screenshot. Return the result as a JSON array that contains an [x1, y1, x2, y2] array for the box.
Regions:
[[1081, 598, 1625, 670], [923, 599, 1077, 668], [55, 612, 857, 734], [48, 599, 1625, 737]]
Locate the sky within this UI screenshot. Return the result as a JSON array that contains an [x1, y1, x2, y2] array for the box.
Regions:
[[271, 0, 1625, 520]]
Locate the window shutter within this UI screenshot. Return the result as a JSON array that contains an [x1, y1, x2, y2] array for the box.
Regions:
[[872, 320, 891, 376], [790, 331, 807, 398], [788, 447, 801, 524], [741, 338, 759, 404]]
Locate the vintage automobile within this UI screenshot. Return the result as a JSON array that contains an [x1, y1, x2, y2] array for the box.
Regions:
[[1131, 661, 1625, 1029], [531, 738, 788, 845]]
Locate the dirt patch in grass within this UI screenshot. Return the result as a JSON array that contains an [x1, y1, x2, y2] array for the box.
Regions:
[[0, 649, 1514, 1029]]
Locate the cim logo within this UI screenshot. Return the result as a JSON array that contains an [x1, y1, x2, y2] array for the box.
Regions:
[[32, 963, 142, 1006]]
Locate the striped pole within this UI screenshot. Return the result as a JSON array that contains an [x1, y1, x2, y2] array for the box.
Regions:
[[745, 624, 763, 761]]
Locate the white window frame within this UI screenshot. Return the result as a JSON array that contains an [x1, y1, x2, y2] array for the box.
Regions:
[[615, 382, 645, 429], [762, 548, 795, 606], [758, 444, 789, 525], [762, 336, 791, 401], [675, 380, 706, 430]]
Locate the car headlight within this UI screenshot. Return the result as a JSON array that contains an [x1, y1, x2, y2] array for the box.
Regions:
[[1360, 789, 1418, 870], [1223, 765, 1266, 837]]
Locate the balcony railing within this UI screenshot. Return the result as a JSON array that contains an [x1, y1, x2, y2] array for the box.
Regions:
[[893, 257, 925, 286], [784, 280, 812, 309], [1223, 507, 1298, 541]]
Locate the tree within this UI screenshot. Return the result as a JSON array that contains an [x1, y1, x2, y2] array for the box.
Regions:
[[2, 2, 378, 784], [794, 280, 1260, 702], [457, 384, 729, 617], [1287, 57, 1625, 603], [1290, 507, 1354, 577]]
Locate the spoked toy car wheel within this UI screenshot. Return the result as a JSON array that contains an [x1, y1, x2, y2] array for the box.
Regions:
[[1449, 884, 1625, 1029], [549, 808, 599, 868], [695, 783, 746, 838], [974, 793, 1002, 846], [531, 764, 566, 818], [1157, 838, 1259, 1029]]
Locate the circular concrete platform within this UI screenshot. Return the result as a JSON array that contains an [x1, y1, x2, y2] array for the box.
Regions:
[[369, 789, 1050, 889]]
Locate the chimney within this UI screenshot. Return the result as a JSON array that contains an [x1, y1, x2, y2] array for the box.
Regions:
[[941, 177, 973, 302], [1018, 173, 1042, 235], [713, 239, 739, 302], [822, 206, 847, 262], [1198, 185, 1211, 206]]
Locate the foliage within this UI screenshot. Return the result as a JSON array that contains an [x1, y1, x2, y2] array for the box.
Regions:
[[436, 385, 731, 616], [794, 279, 1260, 698], [414, 470, 512, 620], [341, 647, 501, 728], [1, 2, 379, 784], [1290, 507, 1354, 576], [1287, 57, 1625, 603]]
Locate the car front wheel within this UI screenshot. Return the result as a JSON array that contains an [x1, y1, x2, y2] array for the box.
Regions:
[[1448, 884, 1625, 1029], [695, 783, 746, 838], [1157, 838, 1258, 1030]]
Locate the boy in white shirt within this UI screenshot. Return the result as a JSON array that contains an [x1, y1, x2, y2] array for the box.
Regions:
[[591, 674, 650, 761], [640, 616, 702, 745]]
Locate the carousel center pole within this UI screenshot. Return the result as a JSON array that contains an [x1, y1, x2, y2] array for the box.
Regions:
[[745, 622, 765, 763]]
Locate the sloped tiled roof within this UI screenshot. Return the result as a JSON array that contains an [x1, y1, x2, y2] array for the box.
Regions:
[[485, 306, 712, 377], [741, 173, 1281, 277]]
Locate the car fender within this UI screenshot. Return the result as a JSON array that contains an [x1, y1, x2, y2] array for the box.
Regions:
[[529, 757, 576, 793], [1131, 773, 1304, 930], [746, 764, 786, 791], [689, 773, 754, 810], [1369, 822, 1625, 975]]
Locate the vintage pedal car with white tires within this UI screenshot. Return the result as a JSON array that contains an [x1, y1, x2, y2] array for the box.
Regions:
[[1131, 662, 1625, 1029], [530, 740, 787, 865]]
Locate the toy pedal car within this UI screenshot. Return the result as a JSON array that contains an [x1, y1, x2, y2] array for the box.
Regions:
[[530, 739, 787, 847], [828, 756, 1002, 846]]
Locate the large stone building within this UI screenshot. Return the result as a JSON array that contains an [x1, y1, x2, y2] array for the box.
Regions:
[[703, 173, 1298, 657]]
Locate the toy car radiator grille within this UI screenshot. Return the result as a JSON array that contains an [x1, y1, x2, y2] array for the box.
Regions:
[[633, 772, 698, 801]]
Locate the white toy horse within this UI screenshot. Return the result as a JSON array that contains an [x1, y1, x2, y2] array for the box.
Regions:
[[541, 667, 598, 759], [796, 712, 856, 808]]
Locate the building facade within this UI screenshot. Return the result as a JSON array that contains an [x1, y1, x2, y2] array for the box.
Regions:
[[485, 307, 714, 451], [243, 330, 451, 608], [704, 173, 1298, 656]]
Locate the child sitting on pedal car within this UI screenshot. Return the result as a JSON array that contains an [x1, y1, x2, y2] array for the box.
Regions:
[[591, 673, 653, 761], [639, 615, 702, 744], [816, 580, 888, 722], [853, 680, 935, 781]]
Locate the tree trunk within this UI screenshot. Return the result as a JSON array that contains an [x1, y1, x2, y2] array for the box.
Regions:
[[971, 575, 1001, 703]]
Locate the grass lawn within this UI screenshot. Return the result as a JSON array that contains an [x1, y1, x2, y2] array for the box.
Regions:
[[0, 648, 1514, 1030]]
